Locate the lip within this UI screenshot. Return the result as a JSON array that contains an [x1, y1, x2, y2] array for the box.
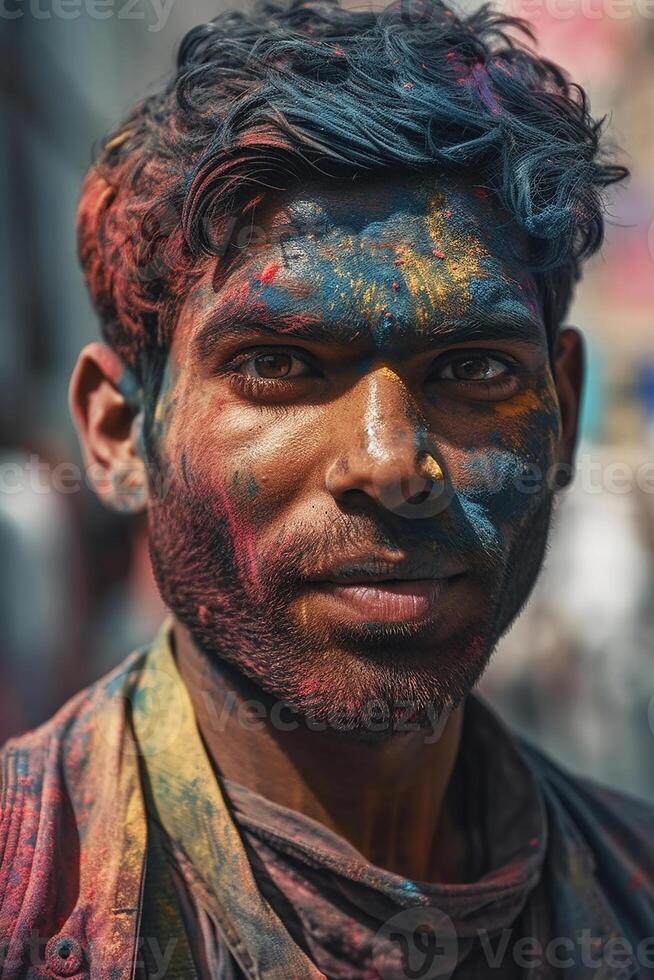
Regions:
[[305, 574, 464, 625]]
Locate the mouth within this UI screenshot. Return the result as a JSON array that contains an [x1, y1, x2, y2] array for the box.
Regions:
[[303, 562, 466, 626]]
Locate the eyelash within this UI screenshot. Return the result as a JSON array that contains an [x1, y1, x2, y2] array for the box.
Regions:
[[429, 352, 520, 394], [228, 371, 294, 399], [223, 347, 317, 397]]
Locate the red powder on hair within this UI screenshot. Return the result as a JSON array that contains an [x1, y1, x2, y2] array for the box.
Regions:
[[259, 261, 280, 285]]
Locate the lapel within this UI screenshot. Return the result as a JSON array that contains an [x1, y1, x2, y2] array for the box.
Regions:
[[51, 647, 150, 979], [130, 621, 325, 980]]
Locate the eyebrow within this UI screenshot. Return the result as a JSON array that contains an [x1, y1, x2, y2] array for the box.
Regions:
[[192, 302, 546, 360]]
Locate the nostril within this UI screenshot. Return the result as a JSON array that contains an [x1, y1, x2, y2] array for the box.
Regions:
[[406, 486, 433, 505]]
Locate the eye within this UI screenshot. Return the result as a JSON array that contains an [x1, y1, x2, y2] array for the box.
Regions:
[[238, 350, 314, 380], [435, 353, 512, 383]]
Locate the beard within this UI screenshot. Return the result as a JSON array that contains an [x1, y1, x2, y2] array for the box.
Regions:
[[147, 467, 554, 740]]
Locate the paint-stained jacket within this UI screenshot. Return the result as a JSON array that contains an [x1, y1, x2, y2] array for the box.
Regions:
[[1, 629, 654, 980]]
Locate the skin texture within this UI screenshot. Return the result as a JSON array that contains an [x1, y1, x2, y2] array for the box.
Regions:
[[70, 171, 583, 880]]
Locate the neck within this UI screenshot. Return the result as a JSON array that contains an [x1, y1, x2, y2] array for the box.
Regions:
[[173, 622, 468, 883]]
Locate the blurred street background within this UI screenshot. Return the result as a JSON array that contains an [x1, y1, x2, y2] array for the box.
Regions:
[[1, 0, 653, 799]]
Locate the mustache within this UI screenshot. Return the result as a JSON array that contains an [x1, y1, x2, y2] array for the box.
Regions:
[[166, 471, 505, 599], [261, 504, 502, 590]]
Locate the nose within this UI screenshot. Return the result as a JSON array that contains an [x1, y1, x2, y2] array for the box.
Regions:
[[325, 368, 447, 519]]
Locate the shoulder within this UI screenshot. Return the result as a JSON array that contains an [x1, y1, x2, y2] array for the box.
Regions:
[[469, 694, 654, 941], [0, 644, 149, 854], [519, 737, 654, 902], [0, 643, 156, 977], [521, 738, 654, 844], [469, 696, 654, 878], [0, 620, 175, 816]]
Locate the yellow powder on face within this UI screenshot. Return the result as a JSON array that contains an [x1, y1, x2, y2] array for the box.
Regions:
[[492, 380, 559, 425], [323, 194, 489, 325], [314, 194, 490, 326], [484, 381, 561, 465], [492, 387, 542, 420], [329, 257, 390, 321], [295, 593, 312, 629], [397, 192, 488, 327], [377, 365, 409, 388], [419, 453, 445, 482]]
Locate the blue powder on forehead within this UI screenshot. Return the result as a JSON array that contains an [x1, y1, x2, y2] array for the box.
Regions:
[[467, 275, 537, 318]]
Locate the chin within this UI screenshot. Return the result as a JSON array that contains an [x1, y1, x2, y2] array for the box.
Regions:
[[328, 616, 459, 657], [259, 624, 495, 740]]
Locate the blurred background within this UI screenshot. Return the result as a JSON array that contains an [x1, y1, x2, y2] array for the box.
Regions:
[[1, 0, 653, 798]]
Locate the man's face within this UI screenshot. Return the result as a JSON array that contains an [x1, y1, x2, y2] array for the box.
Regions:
[[146, 172, 569, 734]]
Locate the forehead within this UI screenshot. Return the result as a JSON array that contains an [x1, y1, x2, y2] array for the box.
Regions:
[[180, 172, 545, 350]]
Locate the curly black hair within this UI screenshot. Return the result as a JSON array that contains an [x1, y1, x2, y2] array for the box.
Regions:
[[77, 0, 627, 387]]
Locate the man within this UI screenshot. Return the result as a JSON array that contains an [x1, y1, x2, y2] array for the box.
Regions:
[[1, 0, 652, 977]]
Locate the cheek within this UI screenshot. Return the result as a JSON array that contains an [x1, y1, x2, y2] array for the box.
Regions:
[[446, 384, 561, 544], [168, 392, 326, 526]]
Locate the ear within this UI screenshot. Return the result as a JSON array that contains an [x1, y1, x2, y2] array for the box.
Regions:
[[69, 342, 148, 513], [552, 327, 585, 489]]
